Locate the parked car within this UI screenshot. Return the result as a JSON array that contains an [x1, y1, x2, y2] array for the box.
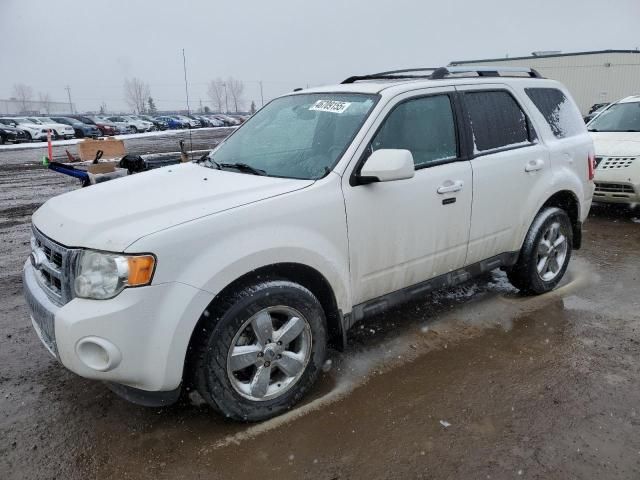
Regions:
[[23, 66, 593, 421], [49, 116, 101, 138], [27, 117, 75, 140], [192, 115, 215, 127], [71, 116, 117, 136], [587, 95, 640, 204], [156, 115, 185, 129], [204, 116, 225, 127], [2, 117, 49, 141], [174, 115, 201, 128], [139, 115, 168, 131], [212, 114, 240, 126], [584, 103, 610, 123], [93, 116, 127, 134], [0, 121, 28, 144], [108, 115, 154, 133]]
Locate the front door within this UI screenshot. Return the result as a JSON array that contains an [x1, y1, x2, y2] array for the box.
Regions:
[[342, 88, 473, 305]]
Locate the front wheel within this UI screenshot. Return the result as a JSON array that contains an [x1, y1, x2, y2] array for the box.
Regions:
[[191, 280, 327, 421], [507, 207, 573, 295]]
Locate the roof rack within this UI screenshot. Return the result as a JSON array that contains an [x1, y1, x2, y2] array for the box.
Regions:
[[341, 65, 543, 84]]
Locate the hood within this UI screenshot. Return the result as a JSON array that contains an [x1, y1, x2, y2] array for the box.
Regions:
[[590, 132, 640, 157], [33, 163, 314, 252]]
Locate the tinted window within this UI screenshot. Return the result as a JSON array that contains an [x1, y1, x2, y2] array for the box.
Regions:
[[525, 88, 584, 138], [463, 91, 530, 153], [371, 95, 457, 168]]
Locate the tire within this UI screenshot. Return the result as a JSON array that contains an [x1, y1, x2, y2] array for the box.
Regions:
[[128, 126, 137, 134], [52, 130, 61, 140], [507, 207, 573, 295], [0, 134, 5, 145], [191, 280, 327, 421], [24, 132, 32, 142]]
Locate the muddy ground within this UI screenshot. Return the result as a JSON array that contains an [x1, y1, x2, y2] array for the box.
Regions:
[[1, 132, 639, 479]]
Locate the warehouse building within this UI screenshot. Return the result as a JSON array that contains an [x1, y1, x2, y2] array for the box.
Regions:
[[0, 98, 74, 115], [450, 49, 640, 114]]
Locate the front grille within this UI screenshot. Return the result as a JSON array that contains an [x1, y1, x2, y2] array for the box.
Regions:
[[31, 227, 75, 306], [596, 157, 636, 170], [594, 182, 635, 194]]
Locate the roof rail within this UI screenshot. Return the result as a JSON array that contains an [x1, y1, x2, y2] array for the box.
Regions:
[[431, 65, 543, 79], [341, 65, 543, 84], [341, 67, 438, 84]]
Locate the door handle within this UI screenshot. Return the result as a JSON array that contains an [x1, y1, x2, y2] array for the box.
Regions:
[[525, 159, 545, 172], [437, 180, 464, 194]]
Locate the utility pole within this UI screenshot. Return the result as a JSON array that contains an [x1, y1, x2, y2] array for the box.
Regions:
[[182, 48, 191, 115], [222, 82, 228, 113], [65, 85, 74, 113], [259, 80, 264, 106]]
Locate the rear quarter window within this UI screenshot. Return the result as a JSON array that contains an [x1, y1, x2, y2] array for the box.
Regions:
[[525, 88, 585, 138]]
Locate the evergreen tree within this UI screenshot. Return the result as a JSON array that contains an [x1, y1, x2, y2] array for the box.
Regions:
[[147, 97, 158, 115]]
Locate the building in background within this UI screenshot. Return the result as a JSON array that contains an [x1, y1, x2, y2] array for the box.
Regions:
[[450, 50, 640, 114], [0, 99, 75, 115]]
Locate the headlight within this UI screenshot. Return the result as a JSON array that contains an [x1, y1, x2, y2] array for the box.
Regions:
[[74, 251, 155, 299]]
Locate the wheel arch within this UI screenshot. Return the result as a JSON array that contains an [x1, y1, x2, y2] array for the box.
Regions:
[[183, 262, 344, 386], [540, 190, 582, 249]]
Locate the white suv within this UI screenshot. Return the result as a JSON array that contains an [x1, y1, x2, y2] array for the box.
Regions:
[[587, 95, 640, 204], [23, 66, 594, 420]]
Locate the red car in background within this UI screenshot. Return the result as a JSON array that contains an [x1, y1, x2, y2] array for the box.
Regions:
[[70, 115, 117, 136]]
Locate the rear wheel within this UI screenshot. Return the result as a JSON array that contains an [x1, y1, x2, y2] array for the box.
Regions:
[[191, 280, 327, 421], [507, 207, 572, 294], [0, 134, 5, 145]]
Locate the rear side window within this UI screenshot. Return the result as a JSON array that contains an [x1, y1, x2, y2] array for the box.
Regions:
[[371, 95, 457, 168], [525, 88, 584, 138], [463, 91, 530, 153]]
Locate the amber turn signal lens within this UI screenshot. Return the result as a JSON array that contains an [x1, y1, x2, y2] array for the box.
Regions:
[[127, 255, 155, 286]]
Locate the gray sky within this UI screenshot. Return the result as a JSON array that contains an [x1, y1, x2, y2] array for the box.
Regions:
[[1, 0, 639, 113]]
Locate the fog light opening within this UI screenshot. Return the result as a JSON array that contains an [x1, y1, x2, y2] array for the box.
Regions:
[[76, 337, 122, 372]]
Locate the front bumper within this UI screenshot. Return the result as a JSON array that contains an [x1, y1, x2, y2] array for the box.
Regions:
[[23, 260, 213, 395], [593, 158, 640, 204]]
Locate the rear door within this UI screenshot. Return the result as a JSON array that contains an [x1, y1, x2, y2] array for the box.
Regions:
[[456, 85, 551, 265]]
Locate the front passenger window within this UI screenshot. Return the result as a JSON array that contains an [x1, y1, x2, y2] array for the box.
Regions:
[[371, 95, 457, 168]]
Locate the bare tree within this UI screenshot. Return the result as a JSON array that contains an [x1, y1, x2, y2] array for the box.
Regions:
[[38, 92, 52, 114], [124, 77, 151, 114], [12, 83, 33, 112], [227, 77, 244, 113], [207, 78, 226, 112]]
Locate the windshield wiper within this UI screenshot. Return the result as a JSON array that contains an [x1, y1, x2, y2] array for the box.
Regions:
[[197, 152, 222, 169], [219, 162, 266, 176], [587, 128, 598, 132]]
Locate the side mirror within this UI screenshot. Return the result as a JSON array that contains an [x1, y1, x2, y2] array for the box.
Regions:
[[359, 149, 415, 183]]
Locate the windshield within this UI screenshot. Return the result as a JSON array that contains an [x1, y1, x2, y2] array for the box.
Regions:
[[207, 93, 377, 179], [588, 102, 640, 132]]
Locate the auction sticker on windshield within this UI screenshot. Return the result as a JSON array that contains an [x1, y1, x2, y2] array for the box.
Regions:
[[309, 100, 351, 114]]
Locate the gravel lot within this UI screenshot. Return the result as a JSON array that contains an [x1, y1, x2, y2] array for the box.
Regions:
[[1, 131, 639, 479]]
